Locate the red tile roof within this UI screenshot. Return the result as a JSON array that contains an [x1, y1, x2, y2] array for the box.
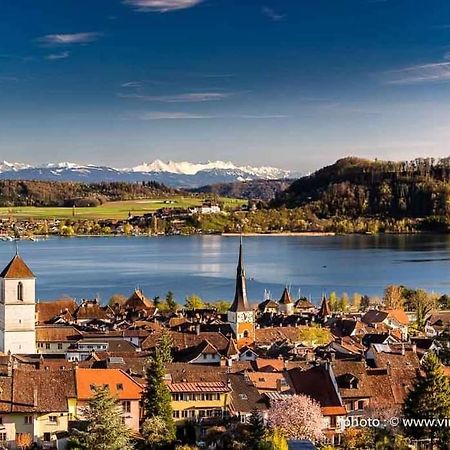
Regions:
[[75, 368, 142, 400], [168, 381, 230, 393], [0, 255, 35, 279]]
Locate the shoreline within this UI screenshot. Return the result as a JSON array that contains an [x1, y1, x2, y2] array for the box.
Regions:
[[221, 232, 336, 237]]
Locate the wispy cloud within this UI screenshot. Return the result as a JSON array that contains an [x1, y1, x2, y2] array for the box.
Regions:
[[262, 6, 285, 21], [37, 32, 103, 46], [385, 61, 450, 84], [137, 111, 288, 120], [0, 76, 18, 83], [46, 51, 70, 60], [123, 0, 204, 13], [118, 92, 231, 102], [140, 112, 212, 120], [121, 81, 144, 88]]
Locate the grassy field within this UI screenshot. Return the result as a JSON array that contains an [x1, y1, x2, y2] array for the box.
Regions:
[[0, 196, 245, 220]]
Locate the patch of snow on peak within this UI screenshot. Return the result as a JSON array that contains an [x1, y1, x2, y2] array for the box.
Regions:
[[129, 159, 289, 178]]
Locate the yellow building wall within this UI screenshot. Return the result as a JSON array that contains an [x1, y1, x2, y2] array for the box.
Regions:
[[171, 393, 231, 424]]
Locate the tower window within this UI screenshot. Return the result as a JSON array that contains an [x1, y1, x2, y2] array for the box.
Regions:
[[17, 282, 23, 301], [243, 330, 249, 338]]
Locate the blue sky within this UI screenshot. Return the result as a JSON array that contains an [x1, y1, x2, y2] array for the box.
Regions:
[[2, 0, 450, 171]]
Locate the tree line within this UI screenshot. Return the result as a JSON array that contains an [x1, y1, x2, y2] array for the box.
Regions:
[[0, 180, 177, 207]]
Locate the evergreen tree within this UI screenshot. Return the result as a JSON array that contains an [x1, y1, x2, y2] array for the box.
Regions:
[[403, 352, 450, 446], [142, 352, 176, 441], [157, 328, 173, 364], [248, 410, 266, 450], [70, 385, 133, 450], [166, 291, 178, 312]]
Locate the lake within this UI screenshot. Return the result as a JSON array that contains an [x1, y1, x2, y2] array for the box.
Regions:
[[1, 234, 449, 304]]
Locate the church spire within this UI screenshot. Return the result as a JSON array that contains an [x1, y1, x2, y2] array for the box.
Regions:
[[229, 236, 250, 312]]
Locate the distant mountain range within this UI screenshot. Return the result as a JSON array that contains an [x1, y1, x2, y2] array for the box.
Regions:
[[0, 160, 300, 188]]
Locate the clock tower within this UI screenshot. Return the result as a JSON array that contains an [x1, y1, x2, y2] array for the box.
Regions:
[[0, 253, 36, 355], [227, 237, 255, 348]]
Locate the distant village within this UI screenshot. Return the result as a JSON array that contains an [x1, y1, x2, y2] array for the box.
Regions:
[[0, 240, 446, 449], [0, 200, 259, 238]]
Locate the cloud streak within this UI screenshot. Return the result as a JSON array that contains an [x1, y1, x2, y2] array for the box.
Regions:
[[46, 51, 70, 60], [123, 0, 204, 12], [385, 62, 450, 84], [118, 92, 231, 102], [138, 111, 288, 120], [262, 6, 285, 21], [37, 32, 103, 46]]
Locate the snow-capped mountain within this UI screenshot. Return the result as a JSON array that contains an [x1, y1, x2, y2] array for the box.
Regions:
[[0, 160, 300, 188]]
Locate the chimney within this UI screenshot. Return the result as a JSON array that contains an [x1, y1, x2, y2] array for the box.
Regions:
[[7, 361, 12, 378], [386, 361, 391, 376], [195, 324, 201, 335], [412, 343, 417, 353], [401, 344, 405, 356]]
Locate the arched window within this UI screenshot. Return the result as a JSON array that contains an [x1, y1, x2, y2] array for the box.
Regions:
[[17, 282, 23, 301], [243, 330, 249, 338]]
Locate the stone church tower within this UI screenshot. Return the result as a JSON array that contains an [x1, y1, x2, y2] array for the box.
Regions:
[[227, 238, 255, 348], [0, 254, 36, 354]]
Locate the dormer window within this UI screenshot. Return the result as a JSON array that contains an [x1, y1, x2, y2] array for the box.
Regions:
[[17, 282, 23, 301]]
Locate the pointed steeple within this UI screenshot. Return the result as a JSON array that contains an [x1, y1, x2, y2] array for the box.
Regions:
[[279, 287, 293, 305], [318, 295, 331, 319], [0, 254, 35, 279], [229, 236, 250, 312]]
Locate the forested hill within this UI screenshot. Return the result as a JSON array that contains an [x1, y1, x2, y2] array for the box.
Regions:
[[272, 157, 450, 218], [0, 180, 177, 207], [192, 179, 294, 202]]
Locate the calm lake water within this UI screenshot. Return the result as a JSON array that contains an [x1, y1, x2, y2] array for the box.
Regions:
[[1, 234, 449, 304]]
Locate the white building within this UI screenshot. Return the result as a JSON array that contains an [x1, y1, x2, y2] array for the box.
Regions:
[[0, 254, 36, 354]]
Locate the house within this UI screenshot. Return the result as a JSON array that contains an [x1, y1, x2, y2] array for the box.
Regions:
[[228, 373, 267, 423], [73, 299, 111, 325], [74, 368, 142, 432], [294, 298, 316, 314], [36, 299, 78, 324], [361, 309, 409, 340], [426, 311, 450, 336], [36, 325, 83, 354], [258, 299, 279, 315], [175, 340, 223, 364], [0, 368, 77, 449], [287, 364, 346, 444], [66, 338, 138, 362]]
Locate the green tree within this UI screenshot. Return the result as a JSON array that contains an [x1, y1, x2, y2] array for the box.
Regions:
[[142, 353, 175, 442], [412, 289, 436, 331], [383, 285, 404, 309], [214, 300, 231, 313], [69, 385, 133, 450], [404, 352, 450, 446], [185, 294, 204, 310], [142, 416, 174, 449], [351, 293, 362, 311], [165, 291, 178, 312], [263, 429, 288, 450], [339, 293, 350, 312], [157, 328, 173, 364], [298, 326, 331, 347], [248, 410, 266, 450], [328, 292, 338, 312]]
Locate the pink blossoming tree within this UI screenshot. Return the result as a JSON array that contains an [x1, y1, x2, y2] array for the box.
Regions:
[[268, 394, 324, 442]]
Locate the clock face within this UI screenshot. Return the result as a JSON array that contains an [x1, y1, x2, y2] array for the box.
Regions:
[[240, 312, 253, 322]]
